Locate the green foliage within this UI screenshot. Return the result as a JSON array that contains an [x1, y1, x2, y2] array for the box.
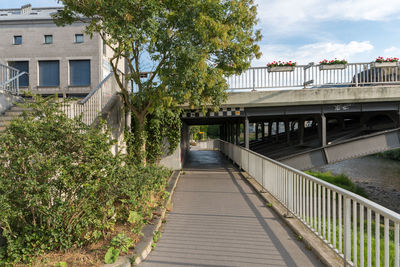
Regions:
[[377, 149, 400, 161], [55, 262, 67, 267], [305, 171, 368, 198], [54, 0, 261, 164], [110, 233, 134, 254], [104, 247, 120, 264], [153, 231, 162, 243], [126, 108, 181, 165], [0, 96, 170, 264]]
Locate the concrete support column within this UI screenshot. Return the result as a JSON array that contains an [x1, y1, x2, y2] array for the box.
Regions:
[[285, 120, 290, 144], [340, 118, 346, 130], [299, 118, 304, 145], [230, 123, 235, 144], [261, 122, 265, 139], [275, 121, 279, 142], [268, 121, 272, 140], [236, 122, 240, 145], [245, 117, 249, 149], [321, 114, 327, 146], [255, 122, 259, 141]]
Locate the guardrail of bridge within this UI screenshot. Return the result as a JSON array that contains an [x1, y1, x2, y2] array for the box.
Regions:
[[214, 139, 400, 267], [227, 62, 400, 90], [60, 72, 119, 125]]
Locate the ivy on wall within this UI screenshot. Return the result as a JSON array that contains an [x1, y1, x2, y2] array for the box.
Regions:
[[126, 108, 182, 165]]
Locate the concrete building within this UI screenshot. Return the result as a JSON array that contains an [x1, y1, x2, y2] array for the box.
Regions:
[[0, 4, 119, 97]]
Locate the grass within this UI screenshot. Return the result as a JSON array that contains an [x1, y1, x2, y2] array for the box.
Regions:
[[305, 171, 368, 198], [303, 215, 399, 266]]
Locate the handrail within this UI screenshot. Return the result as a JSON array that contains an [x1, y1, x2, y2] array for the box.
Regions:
[[61, 72, 119, 125], [0, 62, 19, 72], [0, 71, 28, 87], [79, 72, 113, 104], [227, 61, 400, 91], [214, 139, 400, 266]]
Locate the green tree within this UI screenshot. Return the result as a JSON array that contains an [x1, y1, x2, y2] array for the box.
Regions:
[[54, 0, 261, 164]]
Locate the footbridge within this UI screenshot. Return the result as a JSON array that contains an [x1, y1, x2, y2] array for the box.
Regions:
[[182, 61, 400, 169]]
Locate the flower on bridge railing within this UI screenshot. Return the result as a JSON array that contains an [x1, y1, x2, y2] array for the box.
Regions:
[[375, 56, 399, 63], [267, 60, 297, 67], [319, 58, 348, 65]]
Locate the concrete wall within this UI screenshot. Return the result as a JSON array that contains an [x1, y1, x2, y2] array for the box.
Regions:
[[0, 91, 20, 114], [159, 121, 190, 170], [99, 94, 128, 156]]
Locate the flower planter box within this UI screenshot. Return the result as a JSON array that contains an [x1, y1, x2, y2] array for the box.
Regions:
[[319, 64, 347, 70], [372, 62, 398, 68], [268, 66, 295, 72]]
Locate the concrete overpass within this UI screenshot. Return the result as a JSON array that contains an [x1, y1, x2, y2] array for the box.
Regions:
[[183, 62, 400, 169]]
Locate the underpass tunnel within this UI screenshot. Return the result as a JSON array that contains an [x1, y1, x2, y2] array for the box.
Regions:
[[181, 109, 399, 163]]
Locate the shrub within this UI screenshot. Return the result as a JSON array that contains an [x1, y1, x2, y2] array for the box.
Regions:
[[0, 96, 170, 264], [305, 171, 368, 198]]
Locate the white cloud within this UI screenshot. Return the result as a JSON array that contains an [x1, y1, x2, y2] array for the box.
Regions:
[[383, 46, 400, 57], [256, 0, 400, 34], [253, 41, 374, 66]]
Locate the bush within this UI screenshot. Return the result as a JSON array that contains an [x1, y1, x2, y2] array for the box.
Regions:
[[377, 149, 400, 161], [0, 96, 170, 264], [305, 171, 368, 198]]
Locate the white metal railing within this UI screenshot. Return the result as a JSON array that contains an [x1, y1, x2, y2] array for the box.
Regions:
[[227, 62, 400, 90], [0, 63, 27, 95], [216, 139, 400, 267], [61, 72, 119, 125]]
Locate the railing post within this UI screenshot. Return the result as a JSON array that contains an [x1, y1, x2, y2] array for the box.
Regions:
[[252, 68, 256, 91], [355, 64, 359, 87], [344, 197, 351, 266]]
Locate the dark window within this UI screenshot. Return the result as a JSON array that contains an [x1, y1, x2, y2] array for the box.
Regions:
[[39, 61, 59, 86], [44, 35, 53, 44], [13, 35, 22, 45], [69, 60, 90, 86], [8, 61, 29, 86], [75, 34, 84, 43]]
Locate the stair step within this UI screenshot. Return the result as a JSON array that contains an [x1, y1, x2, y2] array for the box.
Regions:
[[0, 121, 11, 127], [4, 110, 23, 116], [0, 116, 18, 121]]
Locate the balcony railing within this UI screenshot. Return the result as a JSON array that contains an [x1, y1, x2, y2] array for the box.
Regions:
[[227, 62, 400, 91]]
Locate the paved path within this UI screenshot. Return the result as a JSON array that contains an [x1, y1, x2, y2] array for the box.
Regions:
[[140, 150, 324, 267]]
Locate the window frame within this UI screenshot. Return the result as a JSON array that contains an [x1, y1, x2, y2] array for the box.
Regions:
[[69, 59, 91, 87], [74, 34, 84, 43], [38, 60, 60, 87], [13, 35, 22, 45], [44, 35, 53, 44]]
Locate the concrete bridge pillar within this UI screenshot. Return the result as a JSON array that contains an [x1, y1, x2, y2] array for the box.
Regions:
[[236, 122, 240, 145], [321, 114, 327, 146], [275, 121, 279, 142], [230, 123, 235, 144], [245, 117, 249, 149], [268, 121, 272, 140], [255, 122, 259, 141], [261, 122, 265, 139], [299, 118, 304, 145], [285, 120, 290, 144]]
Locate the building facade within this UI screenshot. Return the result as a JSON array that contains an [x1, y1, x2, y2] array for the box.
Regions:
[[0, 4, 119, 97]]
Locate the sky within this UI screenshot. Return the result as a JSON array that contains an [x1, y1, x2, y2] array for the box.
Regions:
[[2, 0, 400, 67]]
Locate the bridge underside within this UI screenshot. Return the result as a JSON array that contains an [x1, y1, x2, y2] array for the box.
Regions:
[[182, 100, 400, 169]]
